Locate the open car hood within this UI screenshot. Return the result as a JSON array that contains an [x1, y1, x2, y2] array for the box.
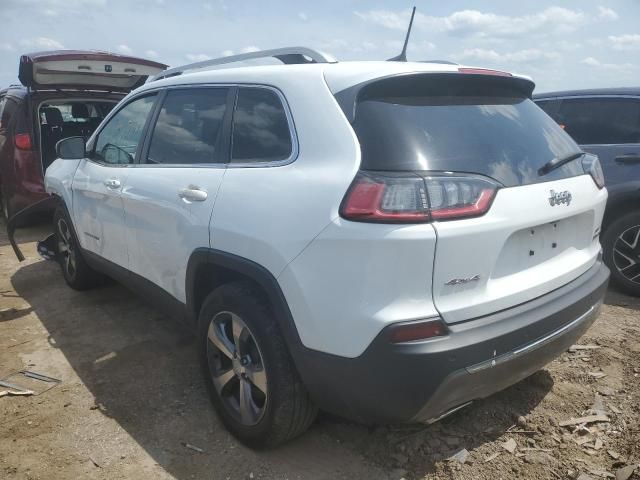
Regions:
[[19, 50, 168, 92]]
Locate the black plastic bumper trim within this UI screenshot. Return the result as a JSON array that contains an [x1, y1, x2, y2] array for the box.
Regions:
[[291, 260, 610, 424]]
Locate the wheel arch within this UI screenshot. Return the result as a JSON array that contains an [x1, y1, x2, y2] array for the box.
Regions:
[[186, 248, 303, 349], [602, 189, 640, 232]]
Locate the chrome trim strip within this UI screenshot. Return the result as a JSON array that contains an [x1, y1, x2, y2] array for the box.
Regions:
[[465, 303, 599, 374]]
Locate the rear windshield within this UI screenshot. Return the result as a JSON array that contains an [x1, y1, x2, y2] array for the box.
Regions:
[[352, 75, 584, 187]]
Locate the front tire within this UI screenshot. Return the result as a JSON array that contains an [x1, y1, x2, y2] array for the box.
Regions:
[[53, 206, 104, 290], [602, 211, 640, 296], [198, 281, 317, 448]]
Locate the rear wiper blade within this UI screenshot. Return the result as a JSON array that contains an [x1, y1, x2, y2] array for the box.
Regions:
[[538, 152, 585, 176]]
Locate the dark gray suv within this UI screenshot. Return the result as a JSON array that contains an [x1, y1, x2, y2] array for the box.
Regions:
[[535, 88, 640, 296]]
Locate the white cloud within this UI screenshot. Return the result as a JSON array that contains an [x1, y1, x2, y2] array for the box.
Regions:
[[145, 50, 159, 58], [597, 6, 618, 20], [456, 48, 560, 63], [186, 53, 212, 62], [117, 44, 133, 55], [412, 40, 436, 53], [20, 37, 64, 49], [298, 12, 308, 21], [581, 57, 635, 71], [221, 50, 234, 57], [320, 39, 350, 51], [553, 40, 582, 52], [361, 41, 377, 52], [355, 7, 588, 38], [240, 46, 260, 54], [608, 34, 640, 51]]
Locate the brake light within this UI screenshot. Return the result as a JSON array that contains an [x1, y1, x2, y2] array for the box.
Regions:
[[458, 67, 512, 77], [14, 133, 33, 150], [388, 319, 448, 343], [340, 172, 498, 223]]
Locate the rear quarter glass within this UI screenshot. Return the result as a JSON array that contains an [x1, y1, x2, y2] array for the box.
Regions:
[[352, 75, 584, 187]]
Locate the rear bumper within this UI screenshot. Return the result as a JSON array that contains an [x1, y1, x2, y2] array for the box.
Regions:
[[293, 260, 609, 423]]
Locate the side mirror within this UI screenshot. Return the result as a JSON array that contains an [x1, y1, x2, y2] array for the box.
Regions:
[[56, 136, 86, 160]]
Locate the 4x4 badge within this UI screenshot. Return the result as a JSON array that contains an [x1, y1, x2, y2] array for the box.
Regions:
[[549, 190, 572, 206], [445, 274, 480, 286]]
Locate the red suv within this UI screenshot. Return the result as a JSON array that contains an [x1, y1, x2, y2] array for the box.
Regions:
[[0, 50, 166, 220]]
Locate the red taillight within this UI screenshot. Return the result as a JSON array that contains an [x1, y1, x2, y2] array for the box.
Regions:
[[388, 319, 447, 343], [458, 67, 512, 77], [341, 173, 430, 223], [341, 172, 498, 223], [14, 133, 33, 150]]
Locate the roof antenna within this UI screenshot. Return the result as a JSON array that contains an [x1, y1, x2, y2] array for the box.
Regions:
[[387, 6, 416, 62]]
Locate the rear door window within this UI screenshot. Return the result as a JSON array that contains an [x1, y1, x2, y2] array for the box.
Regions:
[[231, 87, 293, 164], [352, 75, 583, 187], [556, 97, 640, 145], [146, 88, 230, 165], [93, 94, 156, 165]]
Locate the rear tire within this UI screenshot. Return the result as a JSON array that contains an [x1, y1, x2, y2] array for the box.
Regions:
[[53, 206, 104, 290], [602, 211, 640, 296], [198, 281, 317, 448]]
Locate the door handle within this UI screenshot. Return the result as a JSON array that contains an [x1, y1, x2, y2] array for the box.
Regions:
[[178, 186, 208, 202], [104, 178, 121, 189], [615, 154, 640, 164]]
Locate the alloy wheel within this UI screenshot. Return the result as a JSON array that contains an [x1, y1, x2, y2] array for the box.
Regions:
[[206, 311, 268, 425], [57, 218, 77, 280], [612, 224, 640, 285]]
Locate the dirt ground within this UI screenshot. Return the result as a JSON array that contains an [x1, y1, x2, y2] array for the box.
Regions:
[[1, 221, 639, 480]]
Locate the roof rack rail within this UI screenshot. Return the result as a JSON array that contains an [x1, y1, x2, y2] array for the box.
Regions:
[[151, 46, 337, 82]]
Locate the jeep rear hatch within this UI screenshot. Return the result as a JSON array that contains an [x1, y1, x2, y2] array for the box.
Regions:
[[19, 50, 167, 92], [342, 72, 607, 324]]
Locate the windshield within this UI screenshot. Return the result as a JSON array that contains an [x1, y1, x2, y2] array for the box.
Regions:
[[352, 76, 584, 187]]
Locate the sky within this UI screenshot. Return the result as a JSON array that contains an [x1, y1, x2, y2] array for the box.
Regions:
[[0, 0, 639, 93]]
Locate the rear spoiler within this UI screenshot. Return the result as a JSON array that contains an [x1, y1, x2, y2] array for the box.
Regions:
[[6, 197, 59, 261], [334, 71, 536, 123]]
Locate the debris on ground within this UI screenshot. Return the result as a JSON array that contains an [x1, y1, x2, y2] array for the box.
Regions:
[[0, 389, 34, 397], [607, 450, 620, 460], [502, 438, 517, 453], [569, 344, 602, 352], [577, 474, 595, 480], [181, 442, 205, 453], [615, 465, 637, 480], [559, 415, 610, 427], [597, 386, 616, 397], [448, 448, 470, 465], [484, 452, 500, 463]]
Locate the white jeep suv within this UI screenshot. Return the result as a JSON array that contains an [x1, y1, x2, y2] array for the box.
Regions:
[[12, 47, 610, 447]]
